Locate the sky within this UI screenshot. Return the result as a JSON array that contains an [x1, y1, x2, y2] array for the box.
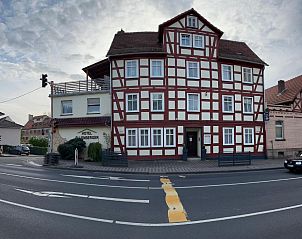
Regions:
[[0, 0, 301, 125]]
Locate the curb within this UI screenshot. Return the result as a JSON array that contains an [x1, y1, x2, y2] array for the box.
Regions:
[[40, 164, 284, 175]]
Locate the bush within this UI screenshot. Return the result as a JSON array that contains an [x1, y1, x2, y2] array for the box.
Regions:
[[29, 137, 48, 147], [57, 137, 86, 160], [88, 143, 102, 161], [29, 146, 47, 155]]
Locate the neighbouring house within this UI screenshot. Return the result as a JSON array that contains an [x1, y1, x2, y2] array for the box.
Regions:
[[0, 114, 23, 146], [21, 114, 52, 144], [265, 75, 302, 159], [52, 8, 267, 160], [50, 78, 111, 151]]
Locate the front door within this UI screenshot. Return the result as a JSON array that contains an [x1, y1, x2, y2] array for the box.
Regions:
[[186, 132, 197, 157]]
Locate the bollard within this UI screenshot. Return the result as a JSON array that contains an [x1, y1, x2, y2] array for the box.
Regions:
[[74, 148, 78, 167]]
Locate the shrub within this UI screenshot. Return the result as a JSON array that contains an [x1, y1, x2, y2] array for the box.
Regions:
[[29, 146, 47, 155], [57, 137, 86, 160], [29, 137, 48, 147], [88, 143, 102, 161]]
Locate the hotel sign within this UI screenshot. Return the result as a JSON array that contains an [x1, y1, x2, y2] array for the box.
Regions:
[[76, 129, 99, 140]]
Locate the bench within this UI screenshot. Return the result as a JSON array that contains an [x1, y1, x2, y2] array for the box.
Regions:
[[101, 150, 128, 167], [218, 152, 251, 167]]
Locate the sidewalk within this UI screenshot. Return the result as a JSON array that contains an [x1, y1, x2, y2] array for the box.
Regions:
[[30, 157, 285, 174]]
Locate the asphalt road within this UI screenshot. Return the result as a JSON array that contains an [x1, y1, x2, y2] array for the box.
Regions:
[[0, 156, 301, 239]]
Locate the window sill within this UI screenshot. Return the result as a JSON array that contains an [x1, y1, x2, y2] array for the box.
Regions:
[[61, 114, 73, 116], [243, 112, 254, 115], [275, 139, 286, 141], [87, 112, 100, 115], [187, 77, 200, 80], [180, 45, 191, 48], [242, 81, 253, 84], [222, 79, 233, 82], [125, 76, 138, 79], [126, 111, 139, 113]]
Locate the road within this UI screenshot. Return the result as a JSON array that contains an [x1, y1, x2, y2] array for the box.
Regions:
[[0, 156, 301, 239]]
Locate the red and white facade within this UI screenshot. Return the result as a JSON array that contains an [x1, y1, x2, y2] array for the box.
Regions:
[[84, 9, 267, 160]]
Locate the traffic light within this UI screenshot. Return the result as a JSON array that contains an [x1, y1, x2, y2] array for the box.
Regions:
[[41, 74, 48, 87]]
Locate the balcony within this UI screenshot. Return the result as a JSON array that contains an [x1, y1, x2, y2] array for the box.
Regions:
[[51, 77, 110, 96]]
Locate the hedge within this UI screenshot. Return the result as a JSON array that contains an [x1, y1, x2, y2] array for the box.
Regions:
[[29, 146, 48, 155]]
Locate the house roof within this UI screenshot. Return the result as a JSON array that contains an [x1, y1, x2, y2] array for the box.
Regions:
[[82, 58, 110, 79], [265, 75, 302, 105], [23, 115, 52, 130], [54, 116, 111, 128], [158, 8, 223, 41], [0, 117, 23, 129]]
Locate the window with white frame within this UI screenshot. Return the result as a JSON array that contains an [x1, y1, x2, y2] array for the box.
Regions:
[[164, 128, 175, 147], [223, 128, 234, 145], [243, 97, 253, 113], [152, 128, 163, 147], [61, 100, 72, 115], [151, 93, 164, 112], [275, 121, 284, 140], [223, 95, 234, 113], [242, 67, 253, 83], [187, 16, 197, 28], [222, 64, 233, 81], [126, 93, 139, 112], [180, 33, 191, 47], [126, 129, 137, 147], [193, 35, 204, 48], [187, 61, 199, 79], [204, 134, 211, 145], [125, 60, 138, 78], [187, 93, 200, 112], [151, 60, 164, 77], [244, 128, 254, 145], [87, 98, 100, 114], [139, 128, 150, 147]]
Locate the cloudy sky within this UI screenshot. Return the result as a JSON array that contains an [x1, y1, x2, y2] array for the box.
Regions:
[[0, 0, 301, 124]]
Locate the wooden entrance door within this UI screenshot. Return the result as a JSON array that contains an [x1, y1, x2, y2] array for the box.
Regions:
[[186, 132, 197, 157]]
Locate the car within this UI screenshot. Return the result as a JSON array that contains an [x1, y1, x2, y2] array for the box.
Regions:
[[284, 153, 302, 172], [9, 145, 30, 156]]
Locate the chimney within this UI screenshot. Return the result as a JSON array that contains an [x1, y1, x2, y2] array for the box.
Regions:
[[278, 80, 285, 94], [28, 114, 33, 121]]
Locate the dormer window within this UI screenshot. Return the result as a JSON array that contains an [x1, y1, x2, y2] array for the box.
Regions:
[[187, 16, 197, 28]]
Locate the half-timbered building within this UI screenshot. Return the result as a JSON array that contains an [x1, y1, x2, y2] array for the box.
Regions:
[[265, 75, 302, 159], [82, 8, 267, 160]]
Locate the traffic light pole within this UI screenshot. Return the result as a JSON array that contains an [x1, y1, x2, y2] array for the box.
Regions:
[[50, 81, 54, 153]]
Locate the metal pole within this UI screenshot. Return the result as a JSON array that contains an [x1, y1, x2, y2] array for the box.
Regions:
[[75, 148, 78, 166], [50, 81, 54, 153]]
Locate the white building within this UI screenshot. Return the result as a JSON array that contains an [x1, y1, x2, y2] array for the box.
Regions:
[[0, 114, 23, 147]]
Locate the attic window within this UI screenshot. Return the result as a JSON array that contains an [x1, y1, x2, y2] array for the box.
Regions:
[[187, 16, 198, 28]]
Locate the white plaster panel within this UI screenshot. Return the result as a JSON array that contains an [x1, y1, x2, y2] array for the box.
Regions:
[[178, 126, 183, 133], [169, 111, 175, 120], [202, 112, 210, 120], [236, 135, 242, 143], [168, 78, 176, 86], [205, 146, 211, 154], [114, 113, 121, 121], [223, 83, 233, 89], [141, 112, 149, 120], [235, 113, 241, 121], [244, 115, 254, 121], [116, 92, 124, 99], [178, 91, 185, 99], [236, 126, 242, 133], [177, 79, 186, 86], [204, 126, 211, 133], [113, 80, 121, 87], [116, 60, 124, 68], [127, 150, 137, 156], [212, 80, 218, 88], [236, 146, 242, 153], [140, 150, 150, 156], [194, 50, 204, 56], [177, 68, 185, 77], [211, 62, 218, 69], [243, 85, 253, 91], [212, 71, 218, 79], [178, 135, 183, 145], [224, 148, 234, 153], [188, 80, 200, 87], [151, 114, 164, 120], [127, 114, 139, 121], [169, 91, 175, 98], [202, 70, 210, 79], [201, 80, 210, 88], [234, 65, 241, 72], [140, 59, 148, 66], [253, 68, 260, 74], [212, 113, 219, 120], [140, 68, 149, 77], [258, 145, 264, 152], [223, 115, 234, 121], [213, 146, 219, 153], [205, 48, 209, 57], [165, 150, 175, 156], [168, 68, 175, 77], [212, 93, 219, 100], [178, 100, 185, 109], [181, 49, 191, 55], [169, 101, 175, 109], [151, 80, 163, 86], [152, 150, 162, 156], [202, 101, 211, 110], [213, 135, 219, 144], [140, 78, 149, 86], [212, 102, 219, 110], [188, 114, 199, 120], [234, 73, 241, 82], [178, 147, 183, 155], [178, 112, 185, 120], [235, 94, 241, 101], [203, 26, 214, 33], [126, 80, 138, 87], [141, 91, 149, 98], [177, 59, 185, 67], [244, 147, 254, 153], [141, 101, 149, 110], [168, 58, 175, 66], [201, 61, 210, 69], [235, 103, 241, 111], [235, 83, 241, 90], [213, 126, 219, 133]]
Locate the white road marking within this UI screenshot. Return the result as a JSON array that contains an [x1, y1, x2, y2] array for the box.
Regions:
[[1, 197, 302, 227], [5, 164, 23, 167], [0, 171, 148, 189], [149, 175, 302, 190], [27, 161, 42, 167], [62, 174, 150, 182], [15, 188, 149, 203], [178, 175, 186, 178]]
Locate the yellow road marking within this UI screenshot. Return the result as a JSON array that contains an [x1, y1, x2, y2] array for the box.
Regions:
[[160, 178, 189, 223]]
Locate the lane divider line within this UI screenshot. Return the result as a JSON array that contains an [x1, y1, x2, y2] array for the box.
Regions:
[[62, 174, 150, 182], [0, 171, 148, 190], [1, 197, 302, 227], [160, 178, 189, 223]]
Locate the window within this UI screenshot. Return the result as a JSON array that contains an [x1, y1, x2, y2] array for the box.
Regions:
[[125, 60, 138, 78], [187, 61, 199, 79], [222, 64, 233, 81], [152, 128, 163, 147], [223, 128, 234, 145], [180, 33, 191, 47], [61, 100, 72, 115], [193, 35, 204, 48], [139, 128, 150, 147], [223, 95, 234, 113], [164, 128, 175, 147], [187, 93, 200, 112], [126, 94, 139, 112], [87, 98, 100, 114], [243, 67, 252, 83], [126, 129, 137, 148], [151, 60, 164, 77], [244, 128, 254, 145], [275, 121, 284, 140], [187, 16, 197, 28], [204, 134, 211, 145], [243, 97, 253, 113], [151, 93, 164, 112]]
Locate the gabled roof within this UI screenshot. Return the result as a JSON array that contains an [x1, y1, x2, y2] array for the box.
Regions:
[[82, 58, 110, 79], [106, 31, 164, 57], [219, 39, 268, 66], [0, 117, 23, 129], [23, 115, 51, 130], [265, 75, 302, 105], [158, 8, 223, 41]]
